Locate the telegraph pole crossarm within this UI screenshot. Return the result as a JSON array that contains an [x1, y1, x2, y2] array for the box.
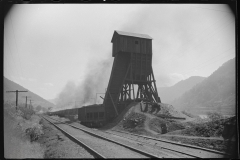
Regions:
[[6, 90, 28, 110]]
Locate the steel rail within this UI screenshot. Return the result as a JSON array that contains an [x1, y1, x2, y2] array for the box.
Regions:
[[105, 130, 198, 158], [41, 115, 106, 158], [110, 129, 231, 157], [43, 115, 162, 158]]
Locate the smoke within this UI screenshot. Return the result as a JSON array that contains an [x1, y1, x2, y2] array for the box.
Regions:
[[55, 57, 112, 109]]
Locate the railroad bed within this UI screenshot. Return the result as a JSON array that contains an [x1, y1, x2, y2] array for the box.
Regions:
[[42, 115, 159, 158], [105, 130, 231, 158], [41, 115, 230, 158]]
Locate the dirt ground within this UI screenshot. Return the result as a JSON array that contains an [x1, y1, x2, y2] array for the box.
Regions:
[[36, 118, 94, 158], [4, 104, 94, 159], [99, 102, 237, 157], [4, 106, 44, 158], [159, 134, 237, 155]]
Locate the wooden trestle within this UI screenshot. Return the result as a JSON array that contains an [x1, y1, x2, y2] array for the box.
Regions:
[[103, 51, 161, 121]]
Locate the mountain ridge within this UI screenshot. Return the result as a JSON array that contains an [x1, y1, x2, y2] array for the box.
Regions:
[[158, 76, 206, 103], [4, 77, 55, 109], [171, 58, 236, 115]]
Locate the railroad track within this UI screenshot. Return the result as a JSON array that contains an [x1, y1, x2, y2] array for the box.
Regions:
[[106, 129, 231, 158], [41, 115, 161, 158], [41, 115, 230, 158]]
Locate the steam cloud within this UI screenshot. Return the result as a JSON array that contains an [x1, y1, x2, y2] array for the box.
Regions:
[[55, 57, 112, 110]]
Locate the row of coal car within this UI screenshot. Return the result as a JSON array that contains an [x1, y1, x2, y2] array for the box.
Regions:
[[47, 104, 105, 127]]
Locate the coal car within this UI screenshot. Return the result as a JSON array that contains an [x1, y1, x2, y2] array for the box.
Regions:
[[78, 104, 105, 127]]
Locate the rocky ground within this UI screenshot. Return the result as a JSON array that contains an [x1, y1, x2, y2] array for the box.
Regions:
[[36, 118, 94, 158], [4, 104, 44, 158], [102, 102, 237, 155], [4, 103, 94, 159], [4, 101, 237, 158]]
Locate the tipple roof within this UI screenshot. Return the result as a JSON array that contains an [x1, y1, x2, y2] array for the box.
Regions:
[[111, 30, 152, 42]]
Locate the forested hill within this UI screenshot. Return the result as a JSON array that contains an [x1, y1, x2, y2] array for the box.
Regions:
[[158, 76, 206, 103], [171, 58, 236, 115], [4, 77, 55, 109]]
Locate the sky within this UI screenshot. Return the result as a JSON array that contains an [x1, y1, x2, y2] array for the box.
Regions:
[[4, 4, 235, 105]]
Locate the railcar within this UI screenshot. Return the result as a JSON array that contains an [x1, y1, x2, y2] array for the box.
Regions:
[[78, 104, 105, 127], [47, 104, 106, 128]]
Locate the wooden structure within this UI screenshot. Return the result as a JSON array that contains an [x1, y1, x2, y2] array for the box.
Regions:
[[103, 30, 161, 121], [6, 90, 28, 110]]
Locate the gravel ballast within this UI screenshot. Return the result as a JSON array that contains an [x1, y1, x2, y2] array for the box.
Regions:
[[37, 117, 94, 158]]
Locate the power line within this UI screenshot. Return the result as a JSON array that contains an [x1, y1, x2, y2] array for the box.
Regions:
[[6, 90, 28, 110]]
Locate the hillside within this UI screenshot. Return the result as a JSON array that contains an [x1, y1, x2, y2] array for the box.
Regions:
[[158, 76, 206, 103], [47, 99, 57, 105], [4, 77, 55, 109], [171, 58, 236, 115]]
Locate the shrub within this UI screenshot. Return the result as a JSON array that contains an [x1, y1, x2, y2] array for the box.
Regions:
[[206, 112, 224, 121], [191, 119, 225, 137], [36, 105, 42, 112], [25, 125, 43, 142], [18, 107, 35, 120]]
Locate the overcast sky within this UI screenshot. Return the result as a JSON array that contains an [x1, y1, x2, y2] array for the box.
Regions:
[[4, 4, 235, 101]]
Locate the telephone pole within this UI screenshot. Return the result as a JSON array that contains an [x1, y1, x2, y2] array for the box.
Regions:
[[22, 96, 31, 108], [6, 90, 28, 110], [28, 99, 33, 109]]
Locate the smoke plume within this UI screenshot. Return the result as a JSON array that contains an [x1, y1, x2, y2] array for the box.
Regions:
[[55, 57, 112, 110]]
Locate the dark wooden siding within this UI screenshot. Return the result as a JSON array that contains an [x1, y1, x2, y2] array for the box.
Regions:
[[78, 108, 86, 121], [112, 35, 152, 57], [78, 106, 105, 122]]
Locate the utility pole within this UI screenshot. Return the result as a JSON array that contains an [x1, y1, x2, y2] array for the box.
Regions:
[[28, 99, 33, 109], [6, 90, 28, 110], [22, 96, 31, 108]]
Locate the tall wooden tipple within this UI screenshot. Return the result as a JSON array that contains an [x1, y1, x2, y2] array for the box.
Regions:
[[103, 30, 161, 121]]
